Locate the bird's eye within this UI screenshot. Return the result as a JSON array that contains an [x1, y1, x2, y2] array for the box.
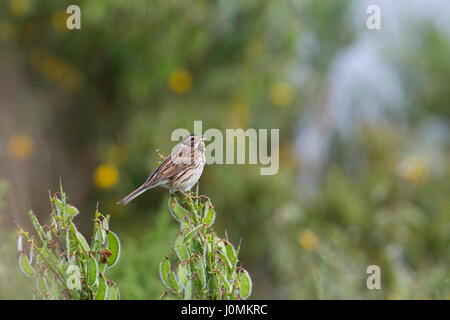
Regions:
[[191, 137, 195, 141]]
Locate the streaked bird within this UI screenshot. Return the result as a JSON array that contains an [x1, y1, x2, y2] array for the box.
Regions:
[[117, 134, 206, 205]]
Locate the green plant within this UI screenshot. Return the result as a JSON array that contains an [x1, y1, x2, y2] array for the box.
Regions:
[[159, 193, 252, 300], [17, 186, 121, 300]]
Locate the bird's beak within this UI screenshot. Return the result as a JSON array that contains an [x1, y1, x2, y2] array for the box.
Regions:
[[201, 135, 209, 141]]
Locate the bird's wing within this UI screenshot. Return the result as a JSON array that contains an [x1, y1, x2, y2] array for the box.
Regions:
[[144, 146, 193, 187]]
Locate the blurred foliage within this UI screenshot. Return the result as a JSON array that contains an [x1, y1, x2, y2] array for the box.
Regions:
[[0, 181, 33, 299], [0, 0, 449, 299]]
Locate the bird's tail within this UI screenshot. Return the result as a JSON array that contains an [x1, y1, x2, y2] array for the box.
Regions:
[[116, 184, 150, 205]]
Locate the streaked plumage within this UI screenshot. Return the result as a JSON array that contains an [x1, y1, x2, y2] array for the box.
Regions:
[[117, 134, 206, 205]]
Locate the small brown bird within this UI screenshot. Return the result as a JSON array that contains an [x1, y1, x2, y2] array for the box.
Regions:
[[117, 134, 207, 205]]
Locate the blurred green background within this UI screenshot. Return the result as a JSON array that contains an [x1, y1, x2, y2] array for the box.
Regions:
[[0, 0, 449, 299]]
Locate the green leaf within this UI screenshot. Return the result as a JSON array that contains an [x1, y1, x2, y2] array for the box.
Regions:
[[58, 258, 68, 274], [53, 197, 64, 214], [36, 251, 45, 264], [88, 256, 99, 286], [217, 270, 231, 292], [107, 284, 120, 300], [194, 258, 206, 289], [49, 279, 60, 300], [159, 258, 171, 289], [19, 253, 36, 278], [69, 221, 90, 253], [66, 205, 79, 218], [180, 220, 190, 231], [95, 275, 108, 300], [102, 215, 110, 230], [203, 204, 215, 227], [169, 196, 188, 222], [216, 240, 236, 275], [92, 221, 107, 252], [36, 274, 49, 297], [159, 257, 179, 291], [177, 263, 188, 288], [168, 272, 179, 292], [183, 225, 202, 243], [106, 231, 121, 268], [239, 269, 252, 299], [33, 292, 42, 300], [225, 243, 237, 268], [91, 226, 104, 252], [207, 276, 218, 296], [183, 262, 191, 280], [29, 210, 45, 241], [203, 241, 208, 265], [184, 279, 193, 300], [53, 197, 78, 219], [77, 232, 90, 253], [175, 233, 190, 261], [216, 248, 233, 272], [206, 232, 217, 253]]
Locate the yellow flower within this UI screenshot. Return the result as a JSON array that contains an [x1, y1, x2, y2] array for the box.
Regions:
[[51, 10, 68, 32], [7, 134, 34, 160], [269, 82, 295, 107], [10, 0, 29, 16], [169, 69, 192, 94], [298, 229, 319, 251], [94, 164, 119, 189]]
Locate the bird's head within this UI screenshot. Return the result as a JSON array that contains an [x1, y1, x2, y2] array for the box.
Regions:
[[182, 134, 207, 150]]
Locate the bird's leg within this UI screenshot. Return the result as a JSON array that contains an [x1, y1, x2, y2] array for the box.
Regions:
[[169, 190, 183, 204]]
